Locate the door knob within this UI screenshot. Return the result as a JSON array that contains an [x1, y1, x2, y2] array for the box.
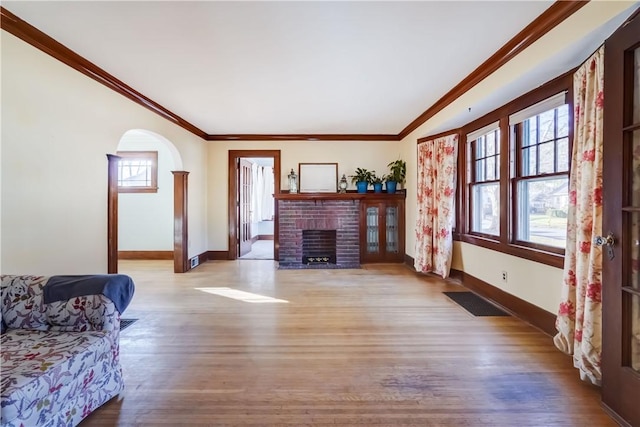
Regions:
[[594, 232, 616, 247], [594, 232, 616, 260]]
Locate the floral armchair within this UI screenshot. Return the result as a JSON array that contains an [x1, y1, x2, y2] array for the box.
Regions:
[[1, 274, 134, 427]]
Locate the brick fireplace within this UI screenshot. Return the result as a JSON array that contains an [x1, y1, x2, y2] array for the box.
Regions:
[[277, 198, 359, 269]]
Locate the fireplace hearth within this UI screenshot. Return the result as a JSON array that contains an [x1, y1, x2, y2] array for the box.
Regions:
[[302, 230, 337, 265]]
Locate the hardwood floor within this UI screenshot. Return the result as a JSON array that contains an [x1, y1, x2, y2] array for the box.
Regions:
[[81, 260, 614, 426]]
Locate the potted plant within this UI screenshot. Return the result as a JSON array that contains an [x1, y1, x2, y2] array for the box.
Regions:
[[371, 173, 384, 193], [385, 159, 406, 193], [350, 168, 374, 193]]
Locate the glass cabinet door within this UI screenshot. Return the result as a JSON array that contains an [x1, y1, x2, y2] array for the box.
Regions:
[[386, 206, 399, 254], [366, 205, 380, 254]]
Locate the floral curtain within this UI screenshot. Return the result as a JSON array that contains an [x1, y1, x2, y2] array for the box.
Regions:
[[414, 133, 458, 278], [554, 46, 605, 385]]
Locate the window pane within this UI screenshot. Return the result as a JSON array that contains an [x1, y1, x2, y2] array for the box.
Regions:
[[524, 118, 537, 147], [486, 132, 495, 153], [557, 137, 569, 172], [539, 142, 555, 174], [557, 104, 569, 137], [475, 159, 485, 182], [476, 138, 485, 158], [516, 177, 568, 248], [486, 157, 496, 180], [118, 159, 152, 187], [522, 146, 537, 177], [471, 183, 500, 236], [539, 110, 555, 142], [486, 137, 495, 155]]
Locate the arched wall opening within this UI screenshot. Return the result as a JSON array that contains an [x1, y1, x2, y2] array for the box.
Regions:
[[116, 129, 183, 258]]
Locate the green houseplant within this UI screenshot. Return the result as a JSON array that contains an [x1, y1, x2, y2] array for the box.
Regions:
[[350, 168, 375, 193], [371, 173, 384, 193], [385, 159, 406, 193]]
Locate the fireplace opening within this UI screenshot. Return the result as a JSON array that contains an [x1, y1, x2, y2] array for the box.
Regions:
[[302, 230, 337, 265]]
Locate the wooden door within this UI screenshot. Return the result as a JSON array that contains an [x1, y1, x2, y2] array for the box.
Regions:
[[602, 10, 640, 426], [238, 159, 253, 257]]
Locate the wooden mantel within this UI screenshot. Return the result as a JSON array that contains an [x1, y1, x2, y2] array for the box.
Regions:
[[274, 190, 406, 201]]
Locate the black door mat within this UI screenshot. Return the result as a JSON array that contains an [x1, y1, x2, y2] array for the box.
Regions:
[[443, 292, 510, 317], [120, 318, 138, 331]]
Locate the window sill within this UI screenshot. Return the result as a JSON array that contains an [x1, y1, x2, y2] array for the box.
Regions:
[[457, 233, 564, 269], [118, 187, 159, 194]]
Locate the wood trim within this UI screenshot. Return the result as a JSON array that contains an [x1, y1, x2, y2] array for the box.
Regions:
[[453, 269, 557, 337], [258, 235, 275, 241], [399, 1, 588, 139], [601, 402, 633, 427], [228, 150, 281, 260], [106, 154, 120, 274], [459, 234, 564, 268], [118, 251, 173, 260], [404, 254, 416, 271], [207, 250, 230, 260], [172, 171, 189, 273], [207, 134, 399, 142], [0, 7, 208, 140], [196, 251, 209, 266]]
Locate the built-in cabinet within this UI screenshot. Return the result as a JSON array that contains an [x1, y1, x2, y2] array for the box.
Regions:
[[359, 196, 405, 263]]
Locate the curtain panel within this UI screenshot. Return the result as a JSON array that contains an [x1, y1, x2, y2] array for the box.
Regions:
[[554, 46, 605, 385], [414, 133, 459, 278]]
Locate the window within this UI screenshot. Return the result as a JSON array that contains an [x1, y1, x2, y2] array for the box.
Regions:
[[117, 151, 158, 193], [511, 94, 569, 251], [467, 123, 500, 236], [452, 74, 572, 268]]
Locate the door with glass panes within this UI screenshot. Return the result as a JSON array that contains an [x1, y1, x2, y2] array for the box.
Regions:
[[360, 200, 404, 263], [601, 9, 640, 426]]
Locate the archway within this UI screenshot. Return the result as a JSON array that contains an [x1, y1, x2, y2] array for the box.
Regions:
[[107, 129, 186, 273]]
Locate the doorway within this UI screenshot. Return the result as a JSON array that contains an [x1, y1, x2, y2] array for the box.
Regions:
[[228, 150, 281, 260]]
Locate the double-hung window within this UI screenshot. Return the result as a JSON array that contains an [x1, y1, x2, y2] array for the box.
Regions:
[[467, 123, 501, 237], [510, 92, 569, 252]]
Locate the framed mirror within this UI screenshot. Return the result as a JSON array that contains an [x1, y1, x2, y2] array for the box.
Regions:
[[298, 163, 338, 193]]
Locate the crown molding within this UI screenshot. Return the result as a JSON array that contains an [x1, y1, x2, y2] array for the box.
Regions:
[[206, 134, 400, 141], [398, 0, 589, 140], [2, 2, 587, 143]]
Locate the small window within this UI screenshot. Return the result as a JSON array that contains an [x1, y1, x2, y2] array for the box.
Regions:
[[117, 151, 158, 193], [468, 126, 500, 236], [512, 99, 569, 251]]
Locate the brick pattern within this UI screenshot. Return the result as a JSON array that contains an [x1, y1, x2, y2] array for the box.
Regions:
[[278, 200, 360, 269]]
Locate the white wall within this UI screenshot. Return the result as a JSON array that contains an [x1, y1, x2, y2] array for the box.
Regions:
[[257, 221, 274, 236], [117, 131, 175, 251], [401, 2, 632, 312], [1, 33, 208, 274], [207, 140, 402, 250]]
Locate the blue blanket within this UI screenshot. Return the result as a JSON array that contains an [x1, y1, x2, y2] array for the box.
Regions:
[[44, 274, 135, 314]]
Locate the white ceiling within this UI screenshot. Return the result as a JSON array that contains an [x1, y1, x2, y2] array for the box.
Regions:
[[2, 1, 637, 136]]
